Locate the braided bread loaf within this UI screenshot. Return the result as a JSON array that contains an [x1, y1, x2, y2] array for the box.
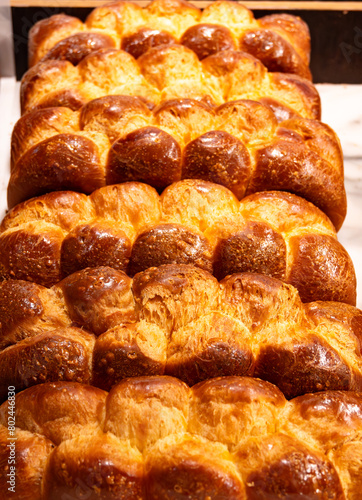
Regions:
[[0, 180, 355, 301], [29, 0, 311, 80], [9, 97, 345, 224], [1, 376, 362, 499], [21, 43, 320, 118], [0, 264, 361, 400]]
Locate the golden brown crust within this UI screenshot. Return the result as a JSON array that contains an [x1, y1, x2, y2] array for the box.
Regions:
[[182, 130, 251, 198], [27, 0, 311, 82], [0, 280, 44, 346], [43, 434, 145, 500], [0, 425, 54, 500], [254, 335, 354, 398], [249, 139, 346, 231], [258, 13, 311, 64], [10, 106, 77, 170], [0, 264, 361, 399], [21, 43, 317, 117], [30, 89, 87, 112], [0, 181, 353, 304], [129, 223, 213, 276], [235, 433, 345, 500], [10, 97, 344, 227], [287, 234, 356, 305], [0, 279, 69, 349], [270, 71, 321, 120], [0, 328, 95, 400], [0, 223, 63, 287], [239, 28, 311, 80], [122, 28, 177, 59], [145, 434, 246, 499], [20, 59, 81, 114], [8, 133, 105, 208], [281, 390, 362, 452], [166, 312, 254, 384], [2, 376, 361, 499], [60, 221, 132, 277], [92, 322, 167, 390], [56, 266, 136, 335], [0, 381, 107, 444], [80, 94, 152, 143], [181, 23, 236, 60], [106, 126, 182, 189], [28, 13, 84, 67], [40, 32, 116, 66], [212, 220, 287, 281]]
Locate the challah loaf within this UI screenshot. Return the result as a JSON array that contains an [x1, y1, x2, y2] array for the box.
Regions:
[[0, 180, 355, 301], [21, 43, 320, 118], [0, 264, 361, 399], [9, 97, 345, 226], [28, 0, 311, 81], [1, 376, 362, 499]]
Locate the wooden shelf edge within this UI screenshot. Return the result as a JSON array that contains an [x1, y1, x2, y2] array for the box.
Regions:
[[10, 0, 362, 11]]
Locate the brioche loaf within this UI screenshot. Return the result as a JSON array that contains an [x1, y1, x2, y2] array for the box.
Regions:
[[1, 376, 362, 499], [21, 43, 320, 118], [28, 0, 311, 81], [9, 97, 345, 225], [0, 264, 360, 399], [0, 180, 355, 301]]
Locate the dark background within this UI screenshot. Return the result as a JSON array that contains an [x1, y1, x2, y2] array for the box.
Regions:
[[11, 4, 362, 82]]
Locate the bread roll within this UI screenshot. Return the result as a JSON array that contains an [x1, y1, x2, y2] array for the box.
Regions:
[[1, 376, 361, 498], [21, 43, 319, 118], [1, 180, 354, 299], [0, 265, 360, 399], [28, 0, 311, 82], [10, 105, 344, 227]]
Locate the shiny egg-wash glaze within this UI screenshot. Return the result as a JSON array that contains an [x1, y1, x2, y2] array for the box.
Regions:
[[0, 180, 355, 302], [20, 44, 319, 119], [28, 0, 311, 80], [10, 98, 344, 227], [0, 264, 361, 400], [1, 376, 362, 499]]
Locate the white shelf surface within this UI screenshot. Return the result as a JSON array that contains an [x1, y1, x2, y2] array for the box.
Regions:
[[1, 78, 361, 308]]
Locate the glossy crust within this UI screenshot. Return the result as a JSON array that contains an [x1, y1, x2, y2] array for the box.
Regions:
[[0, 181, 355, 303], [2, 376, 362, 498], [28, 0, 311, 81], [0, 264, 361, 398], [0, 180, 356, 304], [20, 42, 318, 118], [9, 97, 343, 228]]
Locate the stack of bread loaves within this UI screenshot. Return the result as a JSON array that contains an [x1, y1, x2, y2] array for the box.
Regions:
[[1, 0, 361, 498]]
